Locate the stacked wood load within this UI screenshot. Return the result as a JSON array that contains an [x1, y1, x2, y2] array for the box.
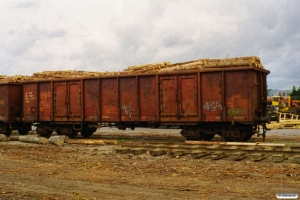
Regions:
[[0, 75, 31, 83], [124, 56, 264, 73], [31, 70, 124, 78], [0, 56, 264, 83]]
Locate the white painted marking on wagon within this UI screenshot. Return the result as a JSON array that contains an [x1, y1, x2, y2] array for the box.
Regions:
[[122, 104, 134, 117], [203, 101, 222, 111]]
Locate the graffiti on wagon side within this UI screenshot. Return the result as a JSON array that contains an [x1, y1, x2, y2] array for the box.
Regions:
[[122, 104, 135, 117], [203, 100, 222, 111]]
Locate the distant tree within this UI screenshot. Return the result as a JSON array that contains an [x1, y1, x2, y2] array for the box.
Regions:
[[289, 86, 300, 100]]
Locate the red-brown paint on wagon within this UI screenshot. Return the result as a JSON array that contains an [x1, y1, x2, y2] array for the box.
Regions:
[[0, 82, 23, 122], [23, 67, 269, 124], [21, 64, 270, 140], [39, 82, 52, 121], [0, 82, 30, 136], [138, 76, 157, 121], [83, 79, 99, 121]]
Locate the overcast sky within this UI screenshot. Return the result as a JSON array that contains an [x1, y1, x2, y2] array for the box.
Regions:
[[1, 1, 299, 90]]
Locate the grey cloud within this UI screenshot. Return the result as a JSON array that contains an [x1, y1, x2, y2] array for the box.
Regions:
[[48, 30, 67, 38], [6, 25, 67, 57], [1, 0, 299, 90], [12, 1, 39, 9], [6, 33, 38, 57], [162, 34, 194, 48]]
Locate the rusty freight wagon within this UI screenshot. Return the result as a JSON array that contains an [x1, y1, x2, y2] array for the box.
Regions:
[[22, 56, 270, 141], [0, 82, 31, 136]]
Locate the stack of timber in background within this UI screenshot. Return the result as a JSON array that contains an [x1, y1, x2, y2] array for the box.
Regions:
[[0, 56, 264, 83]]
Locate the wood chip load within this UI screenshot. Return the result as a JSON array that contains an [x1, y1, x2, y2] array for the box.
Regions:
[[0, 56, 264, 83]]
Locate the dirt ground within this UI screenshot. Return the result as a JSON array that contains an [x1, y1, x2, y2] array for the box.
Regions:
[[0, 129, 300, 200]]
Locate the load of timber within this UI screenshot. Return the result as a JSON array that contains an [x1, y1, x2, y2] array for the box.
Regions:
[[0, 75, 31, 83], [124, 56, 264, 73], [0, 56, 264, 82]]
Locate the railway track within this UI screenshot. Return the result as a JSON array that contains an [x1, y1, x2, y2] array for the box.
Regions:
[[116, 141, 300, 163]]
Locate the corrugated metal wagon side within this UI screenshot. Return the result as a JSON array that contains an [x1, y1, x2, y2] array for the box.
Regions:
[[178, 67, 269, 141], [159, 74, 199, 123], [23, 81, 51, 137], [0, 82, 31, 136], [100, 75, 158, 130], [21, 57, 270, 141], [23, 79, 97, 138], [97, 65, 269, 142]]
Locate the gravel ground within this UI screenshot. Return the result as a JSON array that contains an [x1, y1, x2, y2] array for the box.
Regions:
[[0, 128, 299, 200]]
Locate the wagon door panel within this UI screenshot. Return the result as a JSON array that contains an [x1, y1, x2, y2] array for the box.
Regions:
[[225, 71, 250, 121], [139, 76, 156, 121], [24, 83, 38, 122], [160, 76, 177, 117], [101, 78, 118, 121], [68, 81, 81, 120], [120, 77, 138, 121], [201, 73, 223, 121], [83, 79, 100, 121], [0, 85, 8, 121], [179, 75, 198, 118], [39, 82, 51, 121], [54, 81, 82, 121], [9, 85, 22, 121], [54, 82, 67, 119]]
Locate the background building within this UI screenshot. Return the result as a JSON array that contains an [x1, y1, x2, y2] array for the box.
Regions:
[[267, 89, 291, 97]]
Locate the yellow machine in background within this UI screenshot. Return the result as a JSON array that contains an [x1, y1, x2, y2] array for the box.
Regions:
[[271, 96, 300, 113]]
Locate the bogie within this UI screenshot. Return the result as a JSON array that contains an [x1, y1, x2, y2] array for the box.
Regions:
[[36, 127, 53, 138]]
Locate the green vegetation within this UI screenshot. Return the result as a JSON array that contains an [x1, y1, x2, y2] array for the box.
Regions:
[[289, 85, 300, 100], [227, 107, 239, 117], [73, 191, 87, 200], [117, 138, 126, 143]]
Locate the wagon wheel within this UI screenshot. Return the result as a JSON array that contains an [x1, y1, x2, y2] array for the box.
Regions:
[[194, 130, 215, 141], [56, 129, 63, 135], [80, 129, 94, 138], [148, 121, 159, 128], [37, 128, 52, 138], [204, 134, 215, 141], [225, 131, 252, 142], [68, 130, 79, 139], [242, 133, 252, 141], [221, 129, 244, 142], [3, 125, 12, 137], [18, 125, 30, 135], [180, 129, 199, 140], [180, 129, 188, 137], [224, 135, 250, 142]]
